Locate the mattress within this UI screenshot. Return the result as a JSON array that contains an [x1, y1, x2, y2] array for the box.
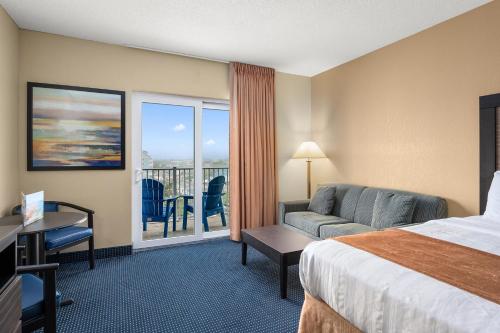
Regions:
[[299, 216, 500, 333]]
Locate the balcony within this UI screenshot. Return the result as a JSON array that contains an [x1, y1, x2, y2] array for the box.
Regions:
[[142, 167, 230, 240]]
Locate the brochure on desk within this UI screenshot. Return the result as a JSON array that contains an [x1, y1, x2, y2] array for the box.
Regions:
[[22, 191, 44, 226]]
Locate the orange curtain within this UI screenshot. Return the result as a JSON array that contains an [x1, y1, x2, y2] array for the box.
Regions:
[[229, 62, 277, 241]]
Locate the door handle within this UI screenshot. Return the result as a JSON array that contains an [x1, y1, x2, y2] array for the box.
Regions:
[[135, 169, 142, 183]]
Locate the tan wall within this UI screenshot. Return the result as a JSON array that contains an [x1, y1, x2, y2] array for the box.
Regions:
[[18, 30, 310, 249], [276, 72, 311, 201], [18, 30, 229, 249], [0, 7, 19, 217], [311, 1, 500, 217]]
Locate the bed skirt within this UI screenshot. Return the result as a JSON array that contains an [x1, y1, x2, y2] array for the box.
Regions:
[[298, 293, 361, 333]]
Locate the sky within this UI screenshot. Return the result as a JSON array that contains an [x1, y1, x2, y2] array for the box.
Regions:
[[142, 103, 229, 160]]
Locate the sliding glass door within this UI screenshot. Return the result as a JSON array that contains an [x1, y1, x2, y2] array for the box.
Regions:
[[142, 102, 196, 241], [132, 93, 229, 249], [202, 103, 230, 236]]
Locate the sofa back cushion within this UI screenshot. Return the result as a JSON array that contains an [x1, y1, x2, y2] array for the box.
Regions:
[[353, 187, 448, 226], [329, 184, 365, 221], [352, 188, 379, 226], [308, 186, 336, 215]]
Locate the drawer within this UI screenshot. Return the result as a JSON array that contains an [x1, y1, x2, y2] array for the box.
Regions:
[[0, 276, 21, 333]]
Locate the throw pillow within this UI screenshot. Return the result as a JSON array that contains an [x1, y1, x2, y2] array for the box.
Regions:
[[371, 192, 416, 230], [308, 186, 336, 215]]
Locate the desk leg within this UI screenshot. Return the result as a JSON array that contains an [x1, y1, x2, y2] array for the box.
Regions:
[[279, 255, 287, 299], [241, 242, 247, 265], [38, 232, 46, 265]]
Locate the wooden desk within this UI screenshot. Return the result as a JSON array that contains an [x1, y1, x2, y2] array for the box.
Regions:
[[0, 224, 22, 333]]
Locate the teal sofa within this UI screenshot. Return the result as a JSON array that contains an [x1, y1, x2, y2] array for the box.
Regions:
[[279, 184, 447, 240]]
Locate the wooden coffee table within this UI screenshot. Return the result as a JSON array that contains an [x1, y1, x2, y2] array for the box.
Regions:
[[241, 225, 313, 299]]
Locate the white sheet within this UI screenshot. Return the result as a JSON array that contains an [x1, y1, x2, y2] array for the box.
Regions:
[[299, 216, 500, 333]]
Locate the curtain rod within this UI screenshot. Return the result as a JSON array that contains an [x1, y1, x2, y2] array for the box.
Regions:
[[124, 44, 230, 64]]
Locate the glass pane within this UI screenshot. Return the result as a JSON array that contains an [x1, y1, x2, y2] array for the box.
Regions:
[[202, 107, 230, 233], [142, 103, 195, 240]]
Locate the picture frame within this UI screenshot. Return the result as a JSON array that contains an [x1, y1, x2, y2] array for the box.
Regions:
[[27, 82, 126, 171]]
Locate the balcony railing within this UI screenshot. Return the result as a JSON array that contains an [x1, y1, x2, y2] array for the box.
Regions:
[[142, 167, 230, 207]]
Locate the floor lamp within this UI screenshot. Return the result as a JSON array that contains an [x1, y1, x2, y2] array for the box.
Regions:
[[292, 141, 326, 199]]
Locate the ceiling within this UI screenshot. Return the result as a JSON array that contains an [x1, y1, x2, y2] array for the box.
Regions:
[[0, 0, 490, 76]]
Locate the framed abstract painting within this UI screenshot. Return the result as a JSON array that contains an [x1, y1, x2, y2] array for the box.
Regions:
[[27, 82, 125, 170]]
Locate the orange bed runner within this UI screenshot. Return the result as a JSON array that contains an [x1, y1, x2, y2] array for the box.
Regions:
[[335, 229, 500, 304]]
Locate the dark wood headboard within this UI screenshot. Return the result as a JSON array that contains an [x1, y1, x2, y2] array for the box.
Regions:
[[479, 93, 500, 213]]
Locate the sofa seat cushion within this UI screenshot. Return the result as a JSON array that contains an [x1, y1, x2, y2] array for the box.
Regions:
[[45, 226, 93, 250], [285, 211, 350, 237], [21, 274, 61, 321], [319, 223, 376, 239]]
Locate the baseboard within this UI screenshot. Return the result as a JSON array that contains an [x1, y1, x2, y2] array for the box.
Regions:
[[133, 235, 230, 252], [47, 245, 132, 264]]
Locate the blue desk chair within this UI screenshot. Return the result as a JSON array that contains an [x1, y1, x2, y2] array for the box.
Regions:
[[18, 263, 61, 333], [12, 201, 95, 269], [182, 175, 227, 232], [142, 179, 177, 238]]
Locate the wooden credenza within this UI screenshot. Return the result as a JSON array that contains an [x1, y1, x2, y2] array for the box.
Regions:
[[0, 224, 22, 333]]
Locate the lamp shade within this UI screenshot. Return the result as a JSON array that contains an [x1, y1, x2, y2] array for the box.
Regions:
[[292, 141, 326, 159]]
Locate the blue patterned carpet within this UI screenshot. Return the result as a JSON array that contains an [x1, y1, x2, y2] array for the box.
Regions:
[[52, 239, 303, 332]]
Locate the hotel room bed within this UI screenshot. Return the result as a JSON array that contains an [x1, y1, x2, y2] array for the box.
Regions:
[[298, 216, 500, 333]]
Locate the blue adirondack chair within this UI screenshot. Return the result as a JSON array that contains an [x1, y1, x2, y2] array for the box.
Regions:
[[142, 179, 177, 238], [182, 175, 227, 232]]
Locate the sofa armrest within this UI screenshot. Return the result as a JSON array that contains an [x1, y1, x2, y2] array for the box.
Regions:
[[278, 200, 310, 224], [17, 263, 59, 274], [436, 199, 448, 219]]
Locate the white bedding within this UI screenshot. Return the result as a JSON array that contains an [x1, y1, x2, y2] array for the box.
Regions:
[[299, 216, 500, 333]]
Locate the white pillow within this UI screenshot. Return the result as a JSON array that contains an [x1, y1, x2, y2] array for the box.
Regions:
[[485, 171, 500, 219]]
